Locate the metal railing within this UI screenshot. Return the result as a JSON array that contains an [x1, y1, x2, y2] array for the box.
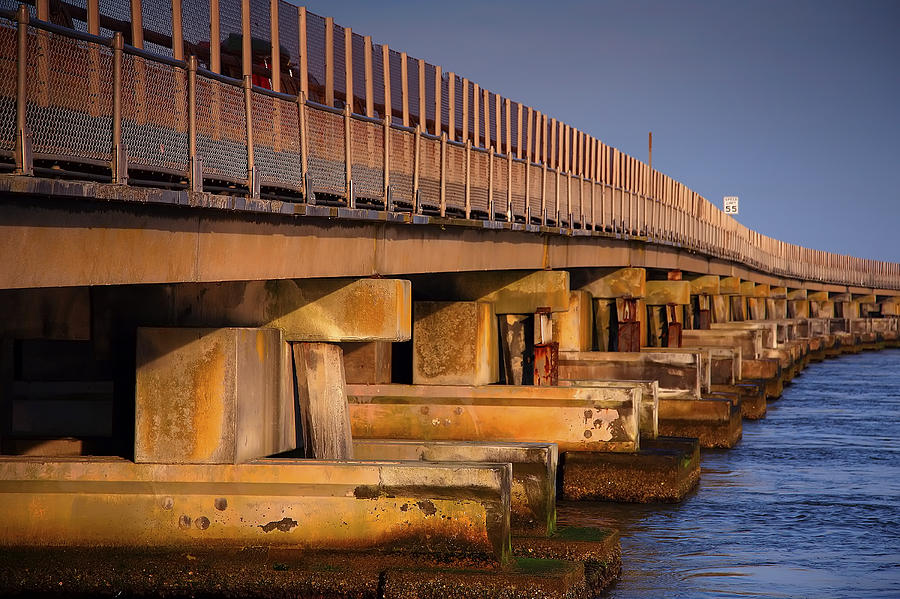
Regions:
[[0, 1, 898, 290]]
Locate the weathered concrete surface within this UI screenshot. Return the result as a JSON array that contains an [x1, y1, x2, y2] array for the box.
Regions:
[[682, 328, 763, 360], [347, 384, 640, 453], [711, 322, 777, 349], [352, 440, 557, 536], [559, 351, 701, 399], [657, 397, 743, 449], [741, 358, 783, 399], [293, 342, 353, 460], [687, 275, 721, 296], [644, 281, 691, 306], [719, 277, 742, 296], [560, 436, 700, 503], [712, 382, 767, 419], [552, 290, 594, 351], [340, 341, 393, 384], [413, 270, 570, 314], [575, 267, 646, 299], [560, 379, 658, 440], [135, 327, 295, 464], [641, 348, 712, 394], [513, 527, 622, 597], [0, 457, 512, 562], [413, 301, 499, 385], [173, 278, 412, 342]]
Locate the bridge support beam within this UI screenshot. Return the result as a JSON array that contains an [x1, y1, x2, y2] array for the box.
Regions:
[[174, 278, 412, 342]]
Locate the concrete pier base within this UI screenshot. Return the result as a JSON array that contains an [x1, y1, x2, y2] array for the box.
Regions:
[[712, 382, 767, 419], [560, 437, 700, 503], [657, 397, 743, 448]]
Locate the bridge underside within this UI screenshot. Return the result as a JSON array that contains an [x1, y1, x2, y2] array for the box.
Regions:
[[0, 176, 886, 294]]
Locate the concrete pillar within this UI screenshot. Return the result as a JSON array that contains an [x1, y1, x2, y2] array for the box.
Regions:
[[687, 275, 720, 330], [292, 342, 353, 460], [550, 290, 594, 351], [135, 327, 295, 464], [174, 278, 412, 342], [413, 301, 499, 385]]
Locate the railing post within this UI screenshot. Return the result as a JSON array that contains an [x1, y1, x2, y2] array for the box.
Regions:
[[243, 75, 258, 198], [383, 113, 391, 211], [111, 33, 127, 185], [506, 151, 512, 222], [297, 92, 312, 204], [488, 145, 494, 221], [187, 55, 202, 192], [439, 132, 446, 217], [14, 4, 32, 176], [413, 124, 421, 214], [540, 159, 547, 226], [344, 103, 354, 208], [464, 140, 471, 219]]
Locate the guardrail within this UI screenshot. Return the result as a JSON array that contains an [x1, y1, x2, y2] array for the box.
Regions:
[[0, 2, 897, 289]]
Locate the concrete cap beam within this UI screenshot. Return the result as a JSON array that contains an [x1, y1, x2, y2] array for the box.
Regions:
[[644, 281, 691, 305], [687, 275, 720, 296], [719, 277, 742, 296], [413, 270, 570, 314], [576, 267, 646, 299], [413, 301, 498, 385], [174, 278, 412, 342]]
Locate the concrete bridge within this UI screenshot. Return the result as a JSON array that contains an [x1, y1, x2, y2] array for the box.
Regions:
[[1, 2, 899, 597]]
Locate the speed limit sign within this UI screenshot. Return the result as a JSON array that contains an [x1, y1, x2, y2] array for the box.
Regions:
[[723, 196, 739, 215]]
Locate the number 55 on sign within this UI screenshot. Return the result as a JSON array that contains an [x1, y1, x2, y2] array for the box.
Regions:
[[723, 196, 739, 215]]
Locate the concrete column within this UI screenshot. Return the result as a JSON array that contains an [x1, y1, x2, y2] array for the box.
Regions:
[[550, 290, 594, 351], [644, 280, 690, 347], [413, 301, 499, 385], [292, 342, 353, 460], [687, 275, 720, 330], [135, 327, 295, 464], [340, 341, 392, 384]]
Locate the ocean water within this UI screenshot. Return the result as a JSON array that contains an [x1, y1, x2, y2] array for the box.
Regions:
[[558, 348, 900, 599]]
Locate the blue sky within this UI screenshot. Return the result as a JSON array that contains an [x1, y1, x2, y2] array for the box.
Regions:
[[298, 0, 899, 262]]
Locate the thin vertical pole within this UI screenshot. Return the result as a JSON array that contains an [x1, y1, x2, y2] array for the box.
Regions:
[[325, 17, 334, 106], [298, 7, 308, 99], [188, 55, 200, 191], [516, 103, 523, 160], [210, 0, 220, 73], [400, 52, 409, 126], [434, 65, 442, 136], [417, 58, 425, 129], [504, 97, 511, 155], [36, 0, 48, 19], [88, 0, 100, 35], [472, 83, 480, 147], [172, 0, 183, 60], [243, 75, 257, 197], [461, 77, 468, 143], [364, 35, 373, 117], [494, 93, 501, 153], [112, 32, 125, 184], [14, 5, 32, 176], [381, 44, 391, 120], [447, 71, 454, 141], [344, 27, 353, 110], [344, 103, 353, 206], [269, 0, 279, 91], [440, 132, 446, 216], [240, 0, 250, 77]]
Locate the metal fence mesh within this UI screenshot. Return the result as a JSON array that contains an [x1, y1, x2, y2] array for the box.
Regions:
[[491, 154, 507, 218], [306, 12, 325, 101], [468, 149, 489, 216], [121, 55, 189, 174], [27, 30, 113, 164], [445, 142, 465, 214], [388, 127, 413, 206], [306, 107, 345, 196], [253, 93, 301, 190], [544, 169, 558, 223], [276, 1, 299, 95], [511, 160, 526, 220], [181, 0, 211, 66], [195, 75, 247, 182], [528, 164, 542, 220], [0, 18, 15, 155], [418, 135, 440, 209], [142, 0, 173, 57], [350, 117, 383, 200]]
